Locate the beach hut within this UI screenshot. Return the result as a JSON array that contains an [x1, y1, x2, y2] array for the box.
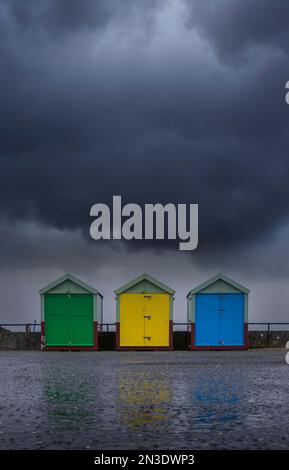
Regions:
[[115, 273, 175, 350], [187, 273, 249, 350], [40, 273, 103, 351]]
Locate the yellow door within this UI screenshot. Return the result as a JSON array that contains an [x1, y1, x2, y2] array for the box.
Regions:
[[144, 294, 170, 347], [120, 293, 170, 347], [120, 294, 145, 346]]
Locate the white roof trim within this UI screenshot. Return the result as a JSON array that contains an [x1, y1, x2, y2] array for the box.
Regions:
[[39, 273, 103, 296], [115, 272, 175, 295], [187, 273, 249, 297]]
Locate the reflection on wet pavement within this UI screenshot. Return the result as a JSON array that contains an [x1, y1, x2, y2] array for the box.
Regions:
[[191, 373, 243, 427], [0, 350, 289, 449], [119, 371, 171, 428]]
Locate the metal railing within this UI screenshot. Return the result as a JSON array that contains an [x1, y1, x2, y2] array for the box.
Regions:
[[248, 322, 289, 332], [1, 322, 289, 333], [0, 322, 41, 333], [97, 322, 289, 333], [99, 323, 116, 333]]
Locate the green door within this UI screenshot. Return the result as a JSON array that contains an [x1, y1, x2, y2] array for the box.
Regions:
[[45, 295, 69, 346], [45, 294, 94, 346], [70, 294, 94, 346]]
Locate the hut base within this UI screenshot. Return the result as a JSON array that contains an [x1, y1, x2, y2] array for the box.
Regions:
[[116, 320, 173, 351], [189, 322, 248, 351], [41, 321, 99, 351]]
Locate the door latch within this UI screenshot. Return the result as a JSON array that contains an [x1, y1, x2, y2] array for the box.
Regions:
[[143, 336, 152, 340]]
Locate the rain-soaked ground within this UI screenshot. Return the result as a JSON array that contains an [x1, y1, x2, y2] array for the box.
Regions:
[[0, 350, 289, 450]]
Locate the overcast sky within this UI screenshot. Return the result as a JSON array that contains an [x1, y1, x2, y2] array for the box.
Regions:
[[1, 0, 289, 326]]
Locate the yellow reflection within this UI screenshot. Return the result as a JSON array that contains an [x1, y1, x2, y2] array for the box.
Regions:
[[119, 373, 171, 428]]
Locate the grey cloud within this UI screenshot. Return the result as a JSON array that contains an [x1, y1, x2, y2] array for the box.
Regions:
[[0, 0, 289, 262], [184, 0, 289, 62], [0, 0, 161, 37]]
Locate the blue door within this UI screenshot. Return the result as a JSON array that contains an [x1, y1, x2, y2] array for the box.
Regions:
[[219, 294, 244, 346], [195, 294, 220, 346], [195, 293, 244, 346]]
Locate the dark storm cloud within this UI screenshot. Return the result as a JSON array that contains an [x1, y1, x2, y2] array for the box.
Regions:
[[1, 0, 160, 36], [1, 0, 289, 263], [184, 0, 289, 62]]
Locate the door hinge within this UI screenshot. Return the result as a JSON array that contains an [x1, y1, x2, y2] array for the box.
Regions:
[[218, 340, 225, 344], [144, 315, 152, 319], [144, 295, 152, 299]]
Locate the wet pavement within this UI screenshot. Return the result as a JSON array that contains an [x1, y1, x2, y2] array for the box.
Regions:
[[0, 350, 289, 450]]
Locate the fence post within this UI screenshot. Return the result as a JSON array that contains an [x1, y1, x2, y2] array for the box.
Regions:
[[267, 323, 270, 347]]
